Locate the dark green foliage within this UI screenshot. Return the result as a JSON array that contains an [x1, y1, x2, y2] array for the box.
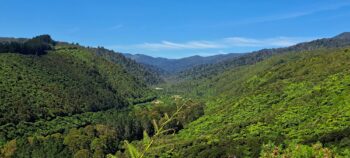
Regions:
[[0, 98, 204, 157], [0, 45, 154, 125], [92, 47, 164, 85], [0, 37, 27, 43], [13, 135, 71, 158], [0, 35, 55, 55], [0, 35, 170, 158], [0, 35, 206, 157]]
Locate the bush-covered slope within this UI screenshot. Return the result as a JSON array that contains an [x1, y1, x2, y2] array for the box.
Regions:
[[0, 45, 153, 125], [139, 47, 350, 157], [177, 32, 350, 81], [92, 47, 163, 85], [2, 34, 350, 158], [0, 96, 204, 157]]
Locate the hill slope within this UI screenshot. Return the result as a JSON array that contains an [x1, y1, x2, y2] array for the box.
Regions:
[[2, 33, 350, 158], [92, 47, 163, 85], [178, 32, 350, 81], [123, 53, 244, 73], [0, 44, 154, 125], [145, 46, 350, 157]]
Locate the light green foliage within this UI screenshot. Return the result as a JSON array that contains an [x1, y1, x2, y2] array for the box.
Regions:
[[73, 149, 91, 158], [142, 47, 350, 157], [123, 102, 187, 158], [125, 141, 141, 158], [260, 142, 334, 158]]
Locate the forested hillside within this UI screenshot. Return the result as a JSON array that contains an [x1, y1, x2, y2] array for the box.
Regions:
[[123, 53, 244, 74], [177, 32, 350, 81], [125, 45, 350, 157], [92, 48, 163, 85], [0, 43, 155, 125], [0, 35, 204, 157], [3, 0, 350, 157], [2, 33, 350, 158]]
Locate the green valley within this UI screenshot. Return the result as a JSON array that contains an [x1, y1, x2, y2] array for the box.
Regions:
[[1, 33, 350, 158], [118, 33, 350, 158], [4, 1, 350, 157]]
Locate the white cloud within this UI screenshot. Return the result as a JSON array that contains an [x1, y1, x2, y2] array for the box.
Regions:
[[255, 2, 350, 23], [136, 40, 222, 50], [223, 37, 308, 47], [260, 2, 350, 22], [110, 36, 312, 51], [208, 2, 350, 28], [110, 24, 123, 30]]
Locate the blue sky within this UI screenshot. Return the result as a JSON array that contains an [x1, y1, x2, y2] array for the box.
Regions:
[[1, 0, 350, 58]]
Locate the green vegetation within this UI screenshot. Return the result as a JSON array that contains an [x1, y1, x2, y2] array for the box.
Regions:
[[124, 53, 244, 74], [259, 142, 335, 158], [177, 32, 350, 81], [2, 33, 350, 157], [0, 36, 204, 157], [0, 35, 55, 56], [0, 96, 204, 157], [92, 47, 163, 85], [132, 47, 350, 157], [0, 45, 154, 125]]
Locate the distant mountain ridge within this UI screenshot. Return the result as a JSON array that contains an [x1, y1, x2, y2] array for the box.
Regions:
[[123, 53, 245, 73], [177, 32, 350, 80], [334, 32, 350, 40], [124, 32, 350, 76]]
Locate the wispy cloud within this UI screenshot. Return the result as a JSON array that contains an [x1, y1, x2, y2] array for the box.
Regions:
[[206, 2, 350, 28], [135, 40, 222, 50], [249, 2, 350, 24], [109, 36, 313, 51], [110, 24, 123, 30]]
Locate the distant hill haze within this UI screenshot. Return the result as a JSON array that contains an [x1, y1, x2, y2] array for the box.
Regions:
[[123, 53, 245, 73], [175, 32, 350, 80], [123, 32, 350, 75]]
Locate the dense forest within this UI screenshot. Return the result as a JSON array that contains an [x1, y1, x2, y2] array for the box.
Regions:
[[0, 35, 55, 56], [92, 47, 163, 85], [1, 33, 350, 157], [139, 46, 350, 157]]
